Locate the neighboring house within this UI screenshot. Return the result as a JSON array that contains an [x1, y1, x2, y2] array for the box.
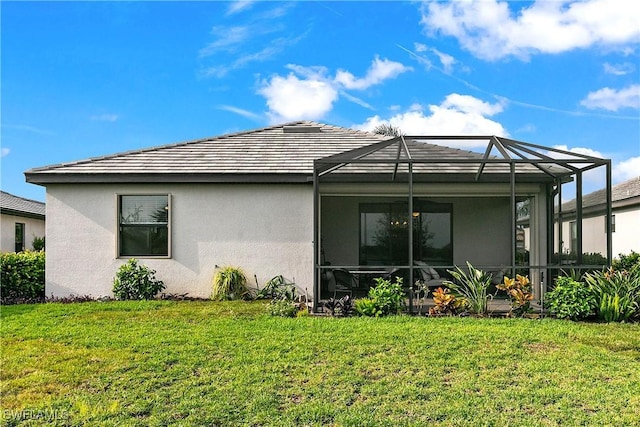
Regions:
[[1, 191, 46, 252], [557, 176, 640, 257], [25, 121, 611, 308]]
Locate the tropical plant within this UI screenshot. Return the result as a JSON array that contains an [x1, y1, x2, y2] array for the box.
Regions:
[[546, 276, 595, 320], [584, 267, 640, 322], [112, 259, 165, 300], [212, 266, 250, 301], [373, 123, 402, 137], [497, 274, 535, 317], [612, 251, 640, 272], [354, 297, 381, 317], [355, 277, 405, 317], [429, 287, 466, 316], [323, 294, 355, 317], [444, 262, 493, 316], [266, 298, 297, 317], [256, 275, 296, 300]]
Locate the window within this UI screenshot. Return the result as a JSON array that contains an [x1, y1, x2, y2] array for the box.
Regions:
[[118, 195, 170, 257], [15, 223, 25, 252], [360, 200, 452, 266], [569, 221, 577, 253], [606, 215, 616, 233]]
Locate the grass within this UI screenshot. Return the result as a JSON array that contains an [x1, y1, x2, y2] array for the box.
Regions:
[[1, 301, 639, 426]]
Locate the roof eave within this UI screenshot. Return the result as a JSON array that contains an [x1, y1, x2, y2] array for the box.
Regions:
[[25, 172, 315, 185]]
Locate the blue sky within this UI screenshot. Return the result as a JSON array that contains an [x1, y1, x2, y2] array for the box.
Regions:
[[2, 1, 639, 202]]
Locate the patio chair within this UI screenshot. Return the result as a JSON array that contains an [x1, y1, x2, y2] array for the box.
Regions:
[[331, 268, 356, 298]]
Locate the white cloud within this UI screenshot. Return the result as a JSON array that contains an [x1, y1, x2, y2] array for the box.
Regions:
[[420, 0, 640, 61], [1, 147, 10, 158], [200, 26, 252, 56], [354, 94, 508, 146], [226, 1, 254, 16], [552, 145, 604, 158], [90, 114, 119, 122], [614, 156, 640, 182], [334, 56, 412, 90], [604, 62, 635, 75], [258, 56, 411, 122], [258, 73, 338, 122], [580, 84, 640, 111], [218, 105, 262, 121]]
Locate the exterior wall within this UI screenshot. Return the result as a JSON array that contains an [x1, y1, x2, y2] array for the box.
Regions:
[[0, 213, 45, 252], [45, 183, 314, 298], [613, 206, 640, 255], [555, 204, 640, 257]]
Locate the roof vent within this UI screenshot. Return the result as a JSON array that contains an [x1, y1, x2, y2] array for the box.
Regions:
[[283, 125, 322, 133]]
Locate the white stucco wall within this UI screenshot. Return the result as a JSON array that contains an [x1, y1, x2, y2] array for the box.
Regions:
[[45, 183, 314, 298], [613, 206, 640, 255], [555, 205, 640, 257], [1, 213, 45, 252]]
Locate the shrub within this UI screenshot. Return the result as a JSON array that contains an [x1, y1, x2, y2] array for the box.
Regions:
[[546, 276, 595, 320], [0, 250, 45, 303], [355, 297, 381, 317], [112, 259, 165, 300], [612, 251, 640, 272], [356, 277, 405, 317], [497, 274, 534, 317], [266, 298, 297, 317], [32, 235, 45, 251], [444, 262, 493, 316], [429, 287, 466, 316], [584, 267, 640, 322], [212, 266, 250, 301], [324, 295, 354, 317], [256, 275, 296, 300]]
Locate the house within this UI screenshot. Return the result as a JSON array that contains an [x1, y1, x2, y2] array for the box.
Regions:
[[1, 191, 46, 252], [557, 176, 640, 257], [25, 121, 612, 309]]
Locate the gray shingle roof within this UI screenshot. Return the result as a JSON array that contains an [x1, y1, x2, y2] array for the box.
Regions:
[[0, 191, 45, 218], [24, 121, 603, 185], [561, 176, 640, 212], [26, 121, 391, 183]]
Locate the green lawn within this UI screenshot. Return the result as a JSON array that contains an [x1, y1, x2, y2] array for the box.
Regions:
[[1, 301, 639, 426]]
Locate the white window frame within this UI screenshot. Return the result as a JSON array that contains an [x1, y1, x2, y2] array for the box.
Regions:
[[116, 193, 172, 259]]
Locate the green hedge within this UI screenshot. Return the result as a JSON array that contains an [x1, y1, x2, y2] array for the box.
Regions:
[[0, 251, 45, 303]]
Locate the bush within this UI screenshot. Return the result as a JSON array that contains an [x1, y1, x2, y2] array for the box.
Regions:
[[612, 251, 640, 272], [355, 297, 380, 317], [0, 250, 45, 303], [584, 267, 640, 322], [32, 235, 45, 251], [112, 259, 165, 300], [429, 287, 466, 316], [356, 277, 405, 317], [266, 298, 298, 317], [444, 262, 493, 316], [212, 266, 250, 300], [497, 274, 534, 317], [256, 275, 296, 300], [546, 276, 595, 320]]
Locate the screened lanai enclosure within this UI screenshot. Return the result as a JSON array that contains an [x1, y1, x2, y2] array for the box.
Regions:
[[312, 136, 612, 312]]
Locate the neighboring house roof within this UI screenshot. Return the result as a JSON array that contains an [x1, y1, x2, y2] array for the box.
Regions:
[[25, 121, 391, 184], [0, 191, 46, 219], [561, 176, 640, 215]]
